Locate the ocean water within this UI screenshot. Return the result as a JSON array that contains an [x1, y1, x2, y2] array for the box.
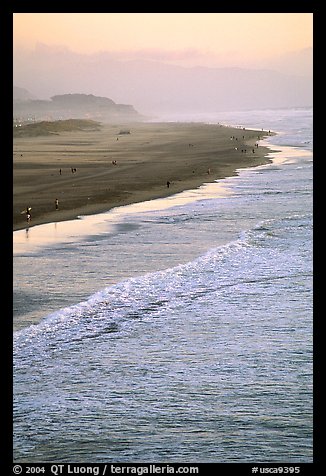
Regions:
[[13, 107, 313, 463]]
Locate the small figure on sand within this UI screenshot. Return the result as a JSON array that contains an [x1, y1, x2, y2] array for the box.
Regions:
[[55, 198, 59, 210], [25, 206, 31, 223], [167, 181, 171, 188]]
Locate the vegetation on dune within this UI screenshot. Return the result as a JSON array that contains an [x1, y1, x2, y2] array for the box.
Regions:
[[13, 119, 101, 137]]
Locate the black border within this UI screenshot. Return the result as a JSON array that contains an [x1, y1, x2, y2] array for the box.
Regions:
[[6, 4, 319, 475]]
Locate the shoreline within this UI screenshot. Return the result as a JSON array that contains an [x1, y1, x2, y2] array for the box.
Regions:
[[13, 121, 276, 232]]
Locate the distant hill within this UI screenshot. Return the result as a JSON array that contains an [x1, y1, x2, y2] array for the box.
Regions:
[[13, 92, 143, 123], [13, 86, 37, 102]]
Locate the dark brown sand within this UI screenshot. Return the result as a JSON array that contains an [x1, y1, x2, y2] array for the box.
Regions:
[[13, 121, 274, 231]]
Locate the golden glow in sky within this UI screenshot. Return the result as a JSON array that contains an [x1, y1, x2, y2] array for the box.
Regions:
[[13, 13, 312, 67]]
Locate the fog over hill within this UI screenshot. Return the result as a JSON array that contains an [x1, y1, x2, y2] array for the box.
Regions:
[[13, 86, 37, 102], [13, 44, 313, 117]]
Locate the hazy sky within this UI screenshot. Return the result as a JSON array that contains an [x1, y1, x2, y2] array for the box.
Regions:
[[13, 13, 313, 68]]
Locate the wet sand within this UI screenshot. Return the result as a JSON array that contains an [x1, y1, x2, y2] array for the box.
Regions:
[[13, 121, 273, 231]]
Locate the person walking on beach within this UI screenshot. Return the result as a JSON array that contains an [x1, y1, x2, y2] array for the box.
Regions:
[[55, 198, 59, 210], [167, 181, 171, 188], [25, 206, 31, 224]]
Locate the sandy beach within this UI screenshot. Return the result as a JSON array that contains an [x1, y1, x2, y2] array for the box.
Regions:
[[13, 121, 273, 231]]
